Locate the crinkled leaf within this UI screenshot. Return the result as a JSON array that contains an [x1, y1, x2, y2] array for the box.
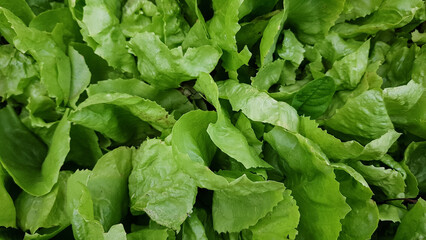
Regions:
[[129, 32, 221, 89], [68, 0, 137, 74], [333, 0, 424, 37], [129, 139, 197, 230], [325, 90, 393, 139]]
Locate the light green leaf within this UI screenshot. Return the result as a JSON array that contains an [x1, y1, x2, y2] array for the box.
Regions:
[[339, 0, 383, 21], [212, 175, 285, 233], [172, 110, 217, 166], [0, 0, 34, 25], [378, 204, 407, 222], [68, 0, 137, 74], [264, 127, 350, 240], [278, 29, 305, 66], [67, 147, 132, 239], [251, 59, 284, 91], [286, 0, 345, 43], [383, 80, 423, 116], [326, 40, 370, 90], [332, 163, 379, 240], [208, 0, 251, 76], [0, 44, 38, 99], [218, 80, 299, 132], [0, 7, 71, 104], [68, 45, 91, 108], [259, 9, 287, 66], [129, 139, 197, 230], [325, 90, 394, 139], [249, 189, 300, 240], [333, 0, 424, 37], [195, 73, 271, 169], [350, 161, 405, 198], [16, 172, 71, 236], [299, 117, 400, 161], [129, 32, 221, 89]]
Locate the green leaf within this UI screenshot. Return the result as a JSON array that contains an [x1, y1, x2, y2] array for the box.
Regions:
[[69, 93, 174, 143], [378, 204, 407, 222], [68, 0, 137, 74], [251, 59, 284, 91], [66, 124, 102, 168], [403, 142, 426, 193], [68, 45, 91, 108], [326, 40, 370, 90], [350, 161, 405, 198], [383, 80, 423, 116], [127, 228, 169, 240], [259, 9, 287, 66], [299, 117, 401, 161], [248, 189, 300, 240], [129, 32, 221, 89], [195, 73, 271, 169], [129, 139, 197, 230], [394, 199, 426, 240], [212, 175, 285, 233], [0, 106, 70, 196], [0, 7, 72, 104], [181, 209, 208, 240], [0, 44, 38, 99], [333, 0, 424, 37], [264, 127, 351, 240], [286, 0, 345, 43], [16, 171, 71, 236], [325, 90, 394, 139], [172, 110, 217, 166], [278, 29, 305, 66], [218, 80, 299, 132], [207, 0, 251, 76], [291, 76, 336, 118], [0, 165, 16, 228], [67, 147, 132, 239], [332, 163, 379, 240], [0, 0, 34, 25], [339, 0, 383, 21]]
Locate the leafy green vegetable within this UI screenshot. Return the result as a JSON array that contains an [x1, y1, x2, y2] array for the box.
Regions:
[[0, 106, 70, 196], [291, 76, 336, 118], [129, 139, 197, 230], [0, 0, 424, 238], [265, 127, 351, 240], [394, 198, 426, 240]]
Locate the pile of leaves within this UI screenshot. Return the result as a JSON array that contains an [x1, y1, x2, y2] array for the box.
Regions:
[[0, 0, 425, 239]]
